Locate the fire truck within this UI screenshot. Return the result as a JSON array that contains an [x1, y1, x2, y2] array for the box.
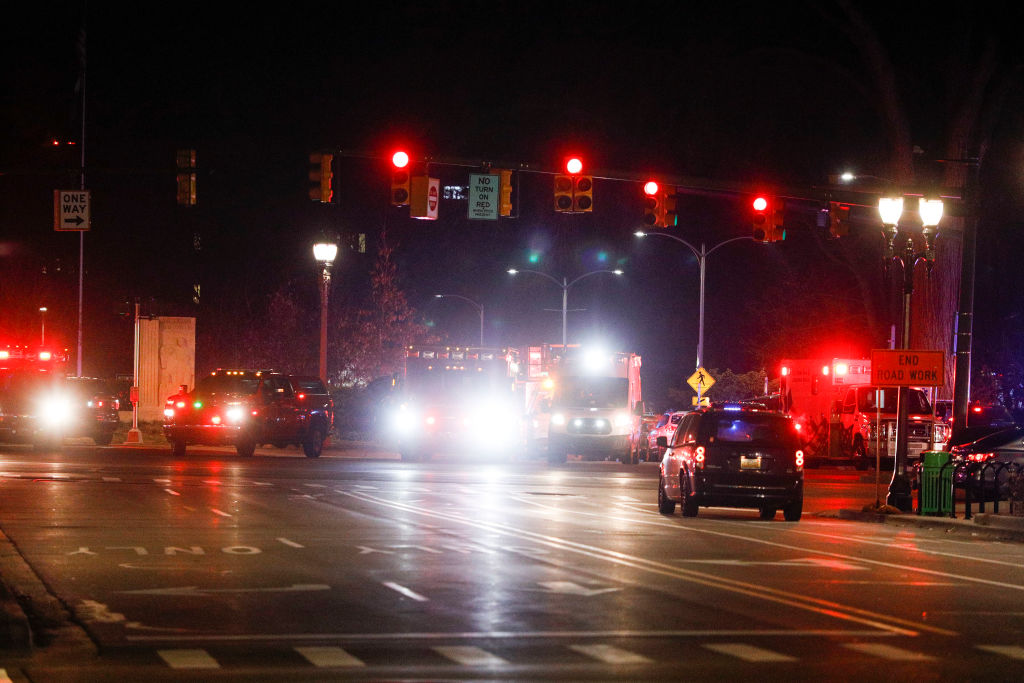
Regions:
[[390, 345, 521, 461], [520, 345, 643, 465], [780, 358, 944, 469]]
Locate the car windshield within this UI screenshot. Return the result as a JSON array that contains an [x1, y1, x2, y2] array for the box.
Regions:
[[701, 413, 799, 448], [293, 377, 327, 394], [553, 377, 628, 409], [858, 388, 930, 414], [196, 374, 260, 395]]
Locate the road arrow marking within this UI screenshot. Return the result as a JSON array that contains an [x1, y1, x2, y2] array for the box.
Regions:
[[118, 584, 330, 596]]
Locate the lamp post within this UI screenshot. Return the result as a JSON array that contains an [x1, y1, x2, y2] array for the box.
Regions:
[[635, 231, 753, 373], [434, 294, 484, 346], [39, 307, 47, 345], [507, 268, 623, 347], [313, 240, 338, 385], [879, 195, 943, 512]]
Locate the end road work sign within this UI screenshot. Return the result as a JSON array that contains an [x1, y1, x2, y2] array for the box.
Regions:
[[870, 349, 945, 386]]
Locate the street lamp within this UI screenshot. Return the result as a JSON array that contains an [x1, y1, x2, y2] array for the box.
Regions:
[[507, 268, 623, 347], [879, 195, 943, 512], [39, 307, 47, 345], [313, 240, 338, 385], [634, 231, 753, 376], [434, 294, 485, 346]]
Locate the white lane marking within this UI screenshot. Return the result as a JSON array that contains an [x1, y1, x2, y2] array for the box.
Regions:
[[537, 581, 620, 596], [381, 581, 428, 602], [704, 643, 797, 662], [102, 477, 121, 482], [346, 491, 945, 637], [353, 485, 378, 489], [613, 495, 638, 501], [517, 494, 1024, 595], [570, 644, 652, 664], [153, 478, 171, 483], [253, 481, 273, 486], [305, 483, 326, 488], [295, 646, 365, 667], [844, 643, 935, 660], [977, 645, 1024, 659], [778, 526, 1024, 570], [127, 628, 898, 644], [277, 537, 304, 548], [157, 649, 220, 669], [202, 480, 221, 485], [164, 489, 180, 496], [210, 508, 232, 517], [434, 645, 508, 666]]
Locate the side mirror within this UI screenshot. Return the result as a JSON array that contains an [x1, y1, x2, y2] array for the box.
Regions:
[[657, 436, 668, 449]]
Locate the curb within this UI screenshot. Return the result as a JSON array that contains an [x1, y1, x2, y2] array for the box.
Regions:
[[836, 507, 1024, 542]]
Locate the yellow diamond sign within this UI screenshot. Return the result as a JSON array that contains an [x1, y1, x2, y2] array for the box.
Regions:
[[687, 367, 715, 394]]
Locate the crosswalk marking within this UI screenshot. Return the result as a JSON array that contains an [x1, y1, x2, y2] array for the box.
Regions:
[[844, 643, 934, 661], [158, 649, 220, 669], [434, 645, 508, 666], [704, 643, 797, 662], [977, 645, 1024, 659], [570, 644, 652, 664], [295, 646, 364, 667]]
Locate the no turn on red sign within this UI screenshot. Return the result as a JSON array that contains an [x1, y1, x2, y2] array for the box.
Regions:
[[53, 190, 91, 231], [870, 349, 945, 386]]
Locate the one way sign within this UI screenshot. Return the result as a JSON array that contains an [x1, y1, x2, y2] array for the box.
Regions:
[[53, 190, 91, 232]]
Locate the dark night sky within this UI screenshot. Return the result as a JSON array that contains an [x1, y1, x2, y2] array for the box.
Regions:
[[3, 2, 1023, 408]]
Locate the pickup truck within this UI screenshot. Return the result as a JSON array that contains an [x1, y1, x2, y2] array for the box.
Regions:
[[163, 369, 334, 458]]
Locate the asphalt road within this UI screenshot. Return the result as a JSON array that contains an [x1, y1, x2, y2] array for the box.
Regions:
[[0, 442, 1022, 680]]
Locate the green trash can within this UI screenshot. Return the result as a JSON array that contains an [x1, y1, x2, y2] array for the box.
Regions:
[[920, 451, 953, 516]]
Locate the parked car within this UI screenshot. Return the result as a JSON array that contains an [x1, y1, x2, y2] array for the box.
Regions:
[[64, 377, 121, 445], [163, 369, 334, 458], [937, 401, 1019, 449], [657, 405, 804, 521], [949, 426, 1024, 498], [648, 410, 687, 460]]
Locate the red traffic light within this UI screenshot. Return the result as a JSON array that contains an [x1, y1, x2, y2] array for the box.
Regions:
[[643, 181, 659, 196], [565, 157, 583, 175], [392, 151, 410, 169], [753, 196, 768, 212]]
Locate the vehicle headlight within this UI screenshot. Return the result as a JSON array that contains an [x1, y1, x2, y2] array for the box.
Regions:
[[38, 395, 74, 427], [163, 408, 175, 419], [551, 413, 566, 426], [225, 406, 245, 423], [614, 412, 631, 428]]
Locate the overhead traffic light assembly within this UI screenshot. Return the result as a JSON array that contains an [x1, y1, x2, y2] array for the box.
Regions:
[[309, 152, 333, 203], [390, 150, 411, 206], [554, 156, 592, 214], [752, 195, 785, 242]]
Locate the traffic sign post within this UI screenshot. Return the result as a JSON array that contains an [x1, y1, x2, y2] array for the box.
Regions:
[[53, 190, 91, 231]]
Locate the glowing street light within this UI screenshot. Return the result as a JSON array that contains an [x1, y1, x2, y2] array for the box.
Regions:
[[313, 240, 339, 385], [507, 267, 623, 347]]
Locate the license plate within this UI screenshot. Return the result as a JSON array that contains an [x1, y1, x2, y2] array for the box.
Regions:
[[740, 456, 761, 470]]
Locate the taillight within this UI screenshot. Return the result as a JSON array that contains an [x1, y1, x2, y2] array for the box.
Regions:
[[795, 449, 804, 470], [967, 452, 995, 463], [297, 392, 306, 400], [694, 446, 706, 469]]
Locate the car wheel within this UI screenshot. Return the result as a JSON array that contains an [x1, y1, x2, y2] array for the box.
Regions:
[[302, 425, 326, 458], [93, 432, 114, 446], [170, 439, 186, 457], [783, 497, 803, 522], [680, 474, 699, 518], [657, 475, 676, 514], [759, 507, 776, 520], [236, 438, 256, 457], [853, 436, 869, 470]]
